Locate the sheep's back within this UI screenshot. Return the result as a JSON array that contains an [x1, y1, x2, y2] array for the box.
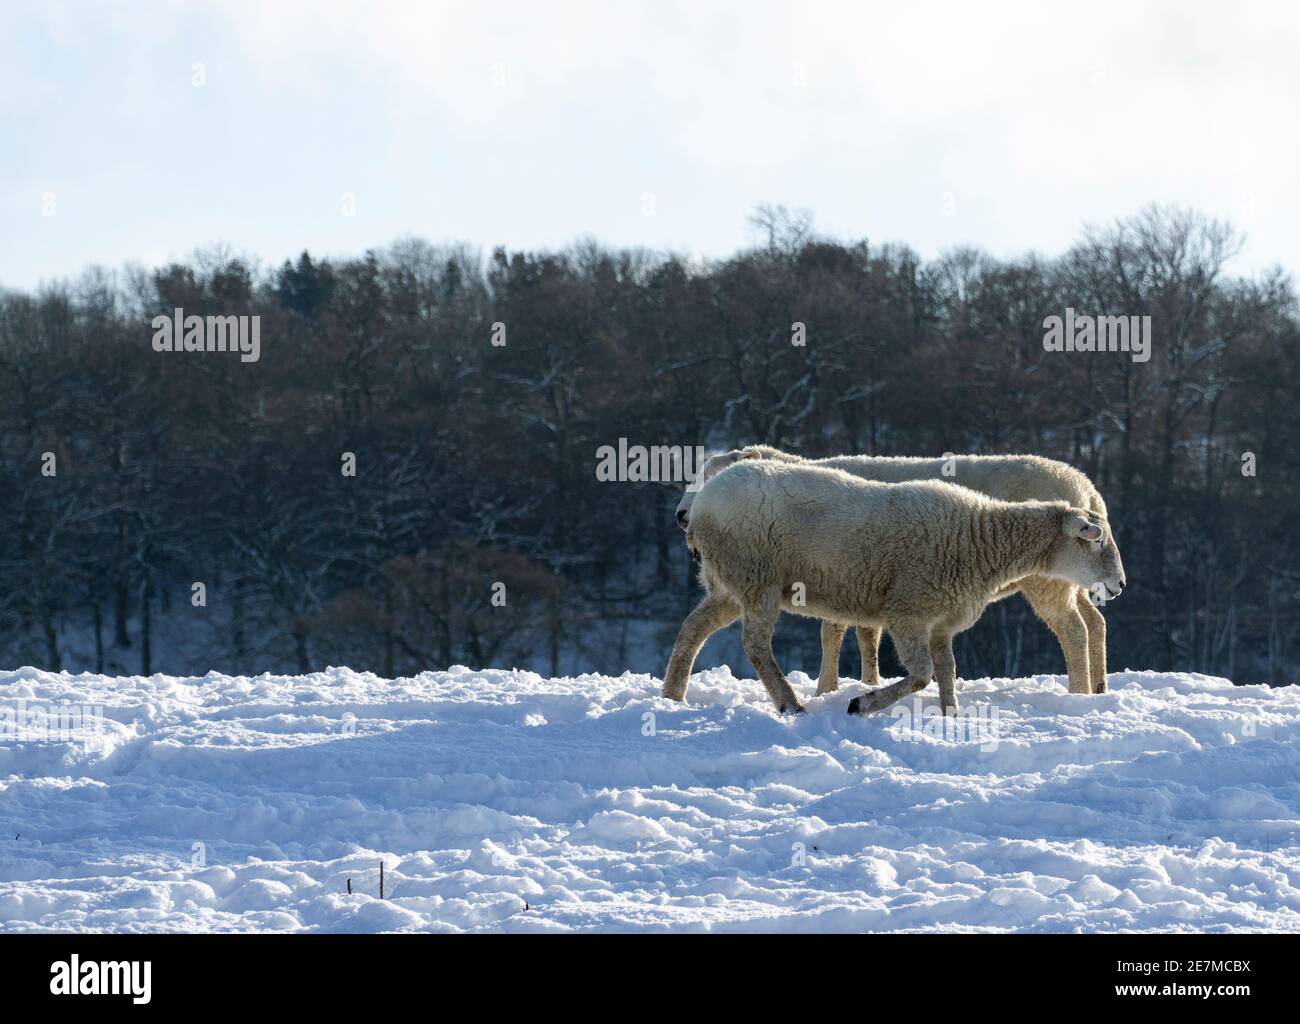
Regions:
[[814, 453, 1104, 516]]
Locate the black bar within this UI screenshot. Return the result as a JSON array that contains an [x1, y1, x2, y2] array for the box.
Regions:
[[2, 933, 1290, 1012]]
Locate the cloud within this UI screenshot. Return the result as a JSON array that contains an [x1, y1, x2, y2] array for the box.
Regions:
[[2, 0, 1298, 287]]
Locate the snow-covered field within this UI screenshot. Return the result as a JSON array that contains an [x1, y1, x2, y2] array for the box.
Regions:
[[2, 664, 1299, 932]]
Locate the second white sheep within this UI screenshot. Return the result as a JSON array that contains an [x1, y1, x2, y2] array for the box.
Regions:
[[677, 445, 1116, 696], [664, 459, 1126, 715]]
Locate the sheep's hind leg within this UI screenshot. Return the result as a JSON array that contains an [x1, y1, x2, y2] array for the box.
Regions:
[[817, 621, 848, 694], [662, 591, 741, 702], [929, 631, 958, 716], [856, 625, 882, 686], [847, 627, 932, 716], [741, 593, 805, 715]]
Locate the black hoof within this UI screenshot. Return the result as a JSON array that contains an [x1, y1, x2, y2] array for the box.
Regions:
[[779, 703, 806, 715], [847, 696, 862, 715]]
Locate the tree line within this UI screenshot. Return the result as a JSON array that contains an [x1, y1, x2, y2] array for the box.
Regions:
[[1, 205, 1296, 684]]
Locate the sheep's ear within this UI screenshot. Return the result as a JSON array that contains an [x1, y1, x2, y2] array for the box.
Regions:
[[1065, 512, 1103, 542]]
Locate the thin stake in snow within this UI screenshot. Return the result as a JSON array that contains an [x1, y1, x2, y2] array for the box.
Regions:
[[379, 861, 384, 899], [346, 878, 352, 895]]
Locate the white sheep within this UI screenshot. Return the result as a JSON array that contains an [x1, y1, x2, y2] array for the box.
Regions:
[[663, 459, 1126, 715], [676, 445, 1116, 696]]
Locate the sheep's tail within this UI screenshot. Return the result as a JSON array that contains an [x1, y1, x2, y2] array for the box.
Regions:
[[685, 521, 701, 563], [739, 444, 801, 463]]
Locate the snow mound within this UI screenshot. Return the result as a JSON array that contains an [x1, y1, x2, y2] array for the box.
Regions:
[[2, 664, 1298, 932]]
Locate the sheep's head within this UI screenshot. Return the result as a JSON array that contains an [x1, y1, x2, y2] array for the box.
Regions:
[[1045, 508, 1127, 600]]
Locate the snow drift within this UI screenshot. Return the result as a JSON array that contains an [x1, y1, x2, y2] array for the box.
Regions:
[[1, 664, 1298, 932]]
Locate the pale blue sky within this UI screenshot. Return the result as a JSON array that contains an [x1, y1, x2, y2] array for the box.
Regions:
[[3, 1, 1298, 289]]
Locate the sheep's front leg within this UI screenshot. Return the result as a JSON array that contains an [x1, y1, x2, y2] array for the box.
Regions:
[[929, 632, 958, 716], [856, 625, 882, 686], [740, 595, 805, 715], [847, 627, 932, 716], [662, 592, 741, 702], [1075, 587, 1108, 693], [1021, 576, 1092, 695], [1050, 608, 1092, 695], [817, 620, 848, 694]]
